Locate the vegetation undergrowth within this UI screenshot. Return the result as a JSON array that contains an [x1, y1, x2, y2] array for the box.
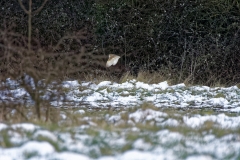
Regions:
[[0, 0, 239, 85], [0, 1, 239, 146]]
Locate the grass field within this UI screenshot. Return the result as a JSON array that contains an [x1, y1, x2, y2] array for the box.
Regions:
[[0, 76, 240, 160]]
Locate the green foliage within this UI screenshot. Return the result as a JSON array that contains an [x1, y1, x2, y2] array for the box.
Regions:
[[214, 93, 226, 98], [0, 131, 14, 148]]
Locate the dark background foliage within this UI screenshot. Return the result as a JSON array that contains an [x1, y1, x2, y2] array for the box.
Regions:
[[93, 0, 240, 85], [0, 0, 240, 85]]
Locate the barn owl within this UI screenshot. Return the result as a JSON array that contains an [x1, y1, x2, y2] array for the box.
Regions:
[[106, 54, 120, 67]]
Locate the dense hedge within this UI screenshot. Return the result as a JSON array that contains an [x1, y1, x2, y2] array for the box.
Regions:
[[93, 0, 240, 84], [0, 0, 239, 85], [0, 0, 94, 45]]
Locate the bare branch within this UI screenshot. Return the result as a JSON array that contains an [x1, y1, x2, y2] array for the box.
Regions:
[[17, 0, 29, 14], [33, 0, 49, 15]]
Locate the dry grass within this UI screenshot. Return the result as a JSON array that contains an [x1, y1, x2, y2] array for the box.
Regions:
[[136, 71, 168, 84], [118, 70, 175, 84], [72, 64, 186, 85], [140, 102, 158, 111], [80, 69, 174, 85]]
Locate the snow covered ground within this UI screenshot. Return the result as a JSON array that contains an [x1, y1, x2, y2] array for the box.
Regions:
[[0, 78, 240, 160], [60, 79, 240, 112]]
